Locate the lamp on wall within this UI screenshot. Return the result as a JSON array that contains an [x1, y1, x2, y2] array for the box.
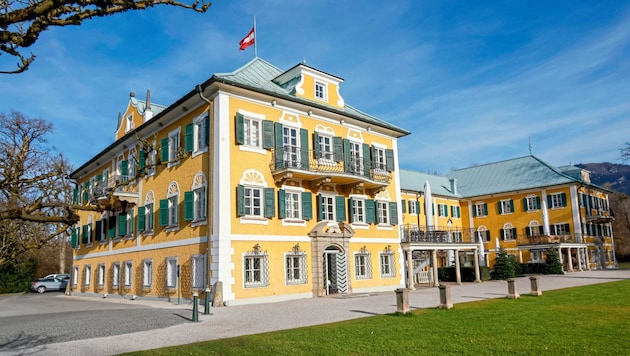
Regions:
[[340, 119, 345, 125], [308, 110, 313, 116], [271, 100, 277, 106]]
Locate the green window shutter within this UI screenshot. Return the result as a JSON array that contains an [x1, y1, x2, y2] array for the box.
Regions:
[[118, 214, 127, 236], [401, 200, 406, 213], [300, 128, 309, 170], [564, 223, 570, 234], [366, 199, 375, 224], [278, 189, 286, 219], [385, 149, 395, 172], [343, 139, 351, 173], [500, 229, 505, 240], [97, 174, 103, 186], [498, 202, 503, 214], [138, 150, 146, 174], [148, 205, 154, 230], [445, 205, 449, 217], [274, 122, 284, 169], [389, 202, 398, 225], [313, 132, 321, 158], [512, 228, 517, 238], [483, 203, 488, 216], [121, 160, 128, 178], [108, 217, 116, 238], [536, 196, 541, 209], [362, 143, 371, 177], [262, 120, 274, 149], [561, 193, 567, 207], [333, 136, 343, 162], [274, 122, 283, 150], [73, 188, 78, 204], [473, 206, 477, 217], [335, 196, 346, 222], [550, 225, 556, 235], [159, 199, 168, 226], [451, 206, 455, 217], [264, 188, 275, 218], [71, 228, 78, 247], [235, 113, 244, 145], [160, 138, 169, 163], [302, 192, 312, 220], [81, 225, 88, 244], [457, 206, 461, 218], [432, 203, 435, 215], [526, 226, 531, 237], [184, 191, 194, 221], [416, 201, 421, 215], [348, 198, 355, 223], [95, 220, 102, 241], [317, 194, 324, 221], [137, 207, 145, 231], [236, 185, 244, 217], [83, 182, 89, 203], [509, 200, 514, 212], [185, 124, 194, 153], [547, 195, 552, 207], [523, 198, 528, 212]]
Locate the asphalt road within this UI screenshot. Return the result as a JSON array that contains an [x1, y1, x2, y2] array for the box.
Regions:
[[0, 293, 188, 353]]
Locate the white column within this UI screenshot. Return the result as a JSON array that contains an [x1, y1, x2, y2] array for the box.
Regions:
[[585, 247, 591, 270], [557, 247, 564, 272], [518, 250, 523, 263], [454, 250, 461, 285], [473, 249, 481, 283], [577, 248, 583, 271], [542, 189, 551, 235], [567, 248, 574, 272], [406, 249, 415, 290], [432, 250, 439, 287]]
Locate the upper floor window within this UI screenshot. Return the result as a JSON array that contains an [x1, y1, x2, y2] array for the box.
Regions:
[[437, 204, 449, 217], [160, 128, 181, 167], [185, 173, 207, 224], [473, 202, 488, 217], [160, 182, 179, 229], [348, 140, 363, 175], [125, 114, 133, 133], [409, 200, 418, 215], [501, 223, 517, 241], [315, 81, 327, 101], [451, 205, 461, 218], [237, 170, 274, 222], [376, 200, 390, 225], [524, 195, 541, 212], [350, 198, 366, 224], [279, 189, 312, 223], [548, 193, 567, 209], [551, 223, 570, 236], [476, 226, 490, 242], [317, 133, 333, 160], [373, 147, 386, 171], [498, 199, 513, 214], [193, 114, 209, 154]]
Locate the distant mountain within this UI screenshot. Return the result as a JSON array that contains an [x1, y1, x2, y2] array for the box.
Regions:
[[576, 162, 630, 195]]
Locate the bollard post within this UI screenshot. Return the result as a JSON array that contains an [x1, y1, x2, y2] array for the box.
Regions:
[[507, 278, 520, 299], [204, 287, 212, 315], [529, 276, 542, 296], [438, 284, 453, 309], [395, 288, 410, 314], [192, 292, 199, 322]]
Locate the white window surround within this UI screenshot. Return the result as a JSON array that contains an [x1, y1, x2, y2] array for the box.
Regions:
[[125, 114, 133, 133], [125, 208, 134, 240], [314, 80, 328, 101], [372, 142, 387, 173], [500, 199, 512, 214], [73, 266, 79, 286], [320, 193, 335, 222], [192, 173, 207, 226], [167, 127, 181, 168], [143, 259, 153, 288], [86, 216, 93, 247], [526, 195, 539, 211], [146, 140, 157, 177], [475, 202, 487, 217], [354, 251, 371, 280], [112, 262, 120, 287], [409, 200, 418, 215], [191, 255, 206, 290], [282, 185, 306, 227], [192, 114, 208, 157], [84, 265, 91, 286], [166, 182, 179, 232], [549, 193, 564, 209], [243, 253, 269, 288], [239, 170, 269, 225], [376, 200, 390, 226], [285, 252, 307, 285], [350, 194, 368, 228], [380, 252, 396, 278], [97, 264, 105, 286], [166, 257, 178, 289], [143, 191, 155, 235], [502, 223, 516, 241], [123, 261, 132, 287], [238, 109, 266, 154]]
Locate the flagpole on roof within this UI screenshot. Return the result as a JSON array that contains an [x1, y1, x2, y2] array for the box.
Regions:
[[254, 16, 258, 58]]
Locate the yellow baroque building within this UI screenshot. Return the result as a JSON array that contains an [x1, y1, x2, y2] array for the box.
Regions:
[[69, 58, 411, 305], [399, 156, 616, 287]]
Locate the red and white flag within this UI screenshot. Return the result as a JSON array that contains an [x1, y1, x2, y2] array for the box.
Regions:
[[239, 27, 255, 50]]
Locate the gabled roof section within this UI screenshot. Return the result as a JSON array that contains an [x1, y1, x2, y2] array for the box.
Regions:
[[400, 169, 461, 198], [130, 97, 167, 117], [213, 57, 409, 136], [447, 155, 579, 197]]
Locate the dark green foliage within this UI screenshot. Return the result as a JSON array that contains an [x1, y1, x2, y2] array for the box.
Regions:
[[519, 262, 547, 275], [493, 247, 517, 280], [437, 266, 491, 282], [545, 248, 564, 275], [0, 257, 37, 293]]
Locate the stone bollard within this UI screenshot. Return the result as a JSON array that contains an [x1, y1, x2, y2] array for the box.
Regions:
[[438, 284, 453, 309], [192, 292, 199, 322], [395, 288, 410, 314], [213, 281, 224, 307], [529, 276, 542, 296], [507, 278, 520, 299], [204, 287, 212, 315]]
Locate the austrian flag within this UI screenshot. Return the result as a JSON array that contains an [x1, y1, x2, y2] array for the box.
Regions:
[[239, 27, 255, 50]]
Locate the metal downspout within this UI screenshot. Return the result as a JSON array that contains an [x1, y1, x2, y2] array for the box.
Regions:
[[197, 84, 214, 289]]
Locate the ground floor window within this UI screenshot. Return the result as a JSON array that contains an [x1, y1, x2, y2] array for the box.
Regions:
[[244, 244, 269, 288], [166, 257, 178, 289], [72, 266, 79, 286], [355, 248, 372, 280], [97, 264, 105, 286], [285, 252, 307, 285], [380, 251, 395, 278], [143, 259, 153, 287], [84, 265, 91, 287], [191, 255, 205, 290], [112, 262, 120, 287], [123, 261, 132, 287]]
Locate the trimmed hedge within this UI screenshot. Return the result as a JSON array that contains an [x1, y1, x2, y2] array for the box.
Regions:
[[0, 257, 38, 293], [437, 266, 490, 282]]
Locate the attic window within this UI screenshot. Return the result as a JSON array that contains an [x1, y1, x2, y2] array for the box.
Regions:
[[315, 81, 327, 101], [126, 115, 134, 133]]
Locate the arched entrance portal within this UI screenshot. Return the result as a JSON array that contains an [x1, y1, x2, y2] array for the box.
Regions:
[[323, 246, 348, 295]]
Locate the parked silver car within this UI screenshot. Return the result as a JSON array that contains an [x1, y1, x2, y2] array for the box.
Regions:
[[30, 275, 69, 293]]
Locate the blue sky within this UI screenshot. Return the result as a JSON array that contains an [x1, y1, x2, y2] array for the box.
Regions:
[[2, 0, 629, 175]]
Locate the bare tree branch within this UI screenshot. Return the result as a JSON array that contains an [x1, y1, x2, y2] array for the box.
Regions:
[[0, 0, 212, 73]]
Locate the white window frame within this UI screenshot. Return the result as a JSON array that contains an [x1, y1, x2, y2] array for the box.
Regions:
[[244, 115, 262, 148], [282, 125, 301, 168], [144, 202, 155, 234], [112, 262, 120, 288], [526, 195, 539, 211], [285, 252, 307, 285], [502, 223, 516, 241], [500, 199, 513, 214], [143, 259, 153, 288], [553, 223, 569, 236], [476, 226, 489, 242], [349, 140, 363, 175], [320, 194, 335, 221], [550, 193, 564, 209], [314, 81, 328, 101], [166, 257, 178, 289], [168, 194, 178, 228], [99, 215, 107, 244], [354, 251, 371, 280], [438, 204, 448, 217], [244, 253, 269, 288], [244, 186, 263, 218], [167, 127, 181, 168], [351, 198, 366, 224], [125, 114, 133, 133], [285, 190, 302, 220], [125, 207, 134, 239], [193, 114, 208, 156], [376, 200, 389, 225], [317, 133, 334, 161], [194, 186, 206, 222], [97, 264, 105, 287], [73, 266, 79, 286], [531, 250, 544, 262], [380, 252, 395, 278], [123, 261, 132, 287], [191, 254, 206, 290], [373, 146, 386, 172], [409, 200, 418, 215], [475, 202, 487, 217], [84, 265, 91, 286]]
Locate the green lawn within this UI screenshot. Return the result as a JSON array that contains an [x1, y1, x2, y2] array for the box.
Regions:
[[124, 280, 630, 356]]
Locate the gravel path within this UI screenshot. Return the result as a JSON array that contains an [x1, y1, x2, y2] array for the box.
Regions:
[[5, 269, 629, 356]]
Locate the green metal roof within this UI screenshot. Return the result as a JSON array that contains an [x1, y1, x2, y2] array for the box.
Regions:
[[399, 169, 460, 198], [213, 57, 409, 135]]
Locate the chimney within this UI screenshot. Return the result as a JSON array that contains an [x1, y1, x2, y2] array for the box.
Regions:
[[144, 89, 153, 122], [449, 177, 457, 195]]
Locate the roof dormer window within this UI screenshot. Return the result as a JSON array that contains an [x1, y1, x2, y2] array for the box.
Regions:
[[315, 81, 327, 101]]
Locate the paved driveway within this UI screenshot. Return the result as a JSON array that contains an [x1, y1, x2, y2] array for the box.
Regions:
[[0, 293, 189, 353]]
